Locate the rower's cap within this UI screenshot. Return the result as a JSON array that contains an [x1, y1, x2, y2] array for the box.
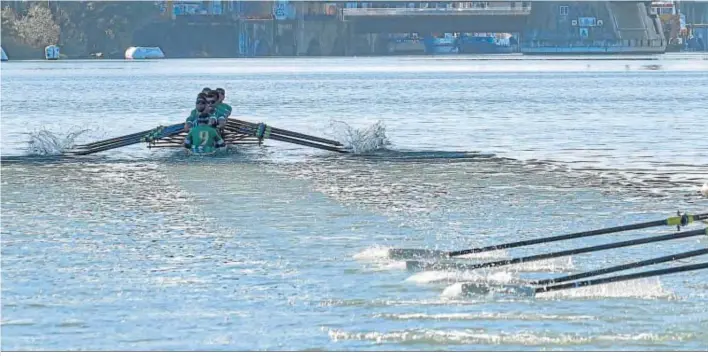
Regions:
[[201, 87, 212, 93]]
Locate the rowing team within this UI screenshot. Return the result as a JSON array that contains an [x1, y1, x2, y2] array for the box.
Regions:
[[183, 87, 233, 154]]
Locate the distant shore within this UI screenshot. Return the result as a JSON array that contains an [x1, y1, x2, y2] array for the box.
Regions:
[[3, 52, 708, 62]]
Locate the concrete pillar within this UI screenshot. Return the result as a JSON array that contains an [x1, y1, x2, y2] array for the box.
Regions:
[[296, 2, 305, 56], [345, 21, 354, 56]]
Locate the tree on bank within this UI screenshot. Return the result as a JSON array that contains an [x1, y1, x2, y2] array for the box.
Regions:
[[13, 5, 60, 47], [1, 5, 60, 58], [1, 1, 161, 59]]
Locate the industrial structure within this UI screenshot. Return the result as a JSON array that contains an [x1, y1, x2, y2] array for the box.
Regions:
[[134, 1, 708, 57]]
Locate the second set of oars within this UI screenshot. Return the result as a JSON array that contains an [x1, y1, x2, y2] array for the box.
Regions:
[[396, 212, 708, 295], [225, 119, 349, 153]]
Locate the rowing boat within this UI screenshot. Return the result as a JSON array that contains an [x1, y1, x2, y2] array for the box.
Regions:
[[67, 118, 349, 156]]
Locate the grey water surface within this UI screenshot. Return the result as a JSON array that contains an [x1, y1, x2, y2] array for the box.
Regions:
[[1, 56, 707, 351]]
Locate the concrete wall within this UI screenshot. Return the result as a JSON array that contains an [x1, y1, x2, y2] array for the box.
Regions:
[[521, 1, 665, 54], [295, 19, 346, 56], [134, 19, 240, 58]]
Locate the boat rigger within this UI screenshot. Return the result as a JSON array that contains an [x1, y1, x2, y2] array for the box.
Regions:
[[66, 118, 349, 156]]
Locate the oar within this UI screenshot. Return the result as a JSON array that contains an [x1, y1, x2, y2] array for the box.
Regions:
[[454, 260, 708, 297], [267, 132, 349, 153], [228, 119, 344, 147], [228, 120, 346, 148], [390, 212, 708, 260], [407, 228, 708, 271], [532, 248, 708, 286], [68, 135, 145, 155], [535, 262, 708, 294], [72, 123, 184, 149], [69, 123, 185, 155], [72, 129, 153, 149], [225, 123, 348, 153], [67, 134, 144, 153]]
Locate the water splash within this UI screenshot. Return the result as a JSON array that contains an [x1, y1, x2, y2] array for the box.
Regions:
[[327, 120, 391, 154], [353, 246, 392, 261], [26, 128, 89, 156]]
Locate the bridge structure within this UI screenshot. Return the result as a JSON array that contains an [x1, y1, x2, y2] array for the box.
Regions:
[[337, 1, 666, 55], [144, 1, 667, 57], [340, 5, 531, 33]]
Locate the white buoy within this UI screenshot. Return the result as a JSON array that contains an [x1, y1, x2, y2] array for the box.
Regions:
[[124, 46, 165, 60], [1, 46, 8, 62], [700, 182, 708, 197], [45, 45, 60, 60]]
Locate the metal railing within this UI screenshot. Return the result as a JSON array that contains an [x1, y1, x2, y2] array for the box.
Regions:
[[341, 7, 532, 17]]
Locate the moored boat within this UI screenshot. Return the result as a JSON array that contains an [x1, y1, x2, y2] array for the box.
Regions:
[[458, 33, 518, 54], [425, 33, 459, 54]]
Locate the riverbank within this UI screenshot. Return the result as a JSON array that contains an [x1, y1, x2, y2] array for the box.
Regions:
[[2, 51, 707, 62]]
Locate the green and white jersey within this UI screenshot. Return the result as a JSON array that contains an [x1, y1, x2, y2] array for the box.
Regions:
[[185, 124, 224, 153]]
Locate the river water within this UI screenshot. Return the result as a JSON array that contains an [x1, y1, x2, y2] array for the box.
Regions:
[[1, 56, 707, 351]]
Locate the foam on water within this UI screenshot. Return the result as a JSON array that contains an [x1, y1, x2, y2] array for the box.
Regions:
[[406, 270, 516, 285], [325, 328, 698, 346], [365, 261, 408, 272], [454, 250, 510, 260], [505, 257, 575, 272], [441, 283, 467, 299], [353, 247, 509, 263], [536, 277, 673, 300], [353, 246, 392, 261], [372, 312, 596, 322]]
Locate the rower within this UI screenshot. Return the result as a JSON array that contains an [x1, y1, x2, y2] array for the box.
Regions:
[[206, 91, 227, 130], [215, 88, 233, 118], [185, 94, 207, 132], [183, 114, 226, 154]]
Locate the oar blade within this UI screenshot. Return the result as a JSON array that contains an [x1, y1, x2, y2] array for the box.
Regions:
[[388, 248, 449, 260], [406, 260, 474, 272], [443, 282, 536, 298]]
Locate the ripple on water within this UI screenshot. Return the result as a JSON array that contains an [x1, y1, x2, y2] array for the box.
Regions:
[[325, 328, 700, 348]]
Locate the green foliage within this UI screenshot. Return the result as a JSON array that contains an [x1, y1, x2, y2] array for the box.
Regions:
[[1, 1, 161, 58], [14, 5, 61, 47]]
